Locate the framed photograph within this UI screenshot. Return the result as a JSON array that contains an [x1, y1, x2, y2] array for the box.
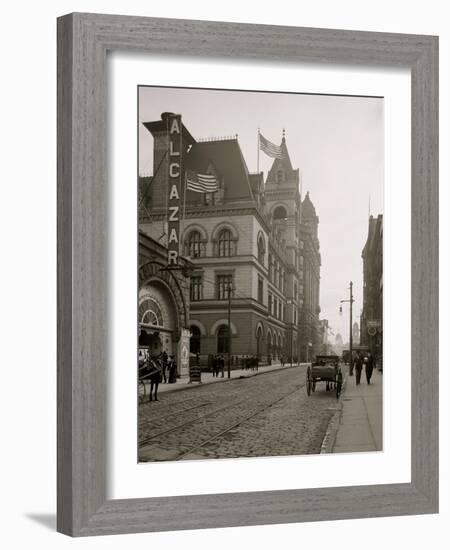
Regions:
[[57, 13, 438, 536]]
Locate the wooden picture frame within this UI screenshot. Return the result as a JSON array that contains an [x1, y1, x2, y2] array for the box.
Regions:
[[57, 13, 438, 536]]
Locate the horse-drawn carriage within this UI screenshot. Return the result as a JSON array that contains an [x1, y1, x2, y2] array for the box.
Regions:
[[138, 347, 163, 403], [306, 354, 343, 399]]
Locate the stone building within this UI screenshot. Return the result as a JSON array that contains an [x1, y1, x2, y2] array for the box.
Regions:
[[139, 112, 322, 366], [360, 214, 383, 367]]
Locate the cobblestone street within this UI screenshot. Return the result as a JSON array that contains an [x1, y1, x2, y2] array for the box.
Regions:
[[139, 365, 342, 461]]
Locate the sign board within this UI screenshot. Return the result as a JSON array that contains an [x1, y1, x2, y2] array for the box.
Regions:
[[367, 319, 381, 328], [167, 114, 183, 267], [179, 328, 190, 376], [189, 364, 202, 384]]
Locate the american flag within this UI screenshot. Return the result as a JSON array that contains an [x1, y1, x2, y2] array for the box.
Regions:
[[259, 132, 284, 159], [186, 170, 219, 193]]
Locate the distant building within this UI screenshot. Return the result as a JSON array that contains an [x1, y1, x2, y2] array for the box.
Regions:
[[139, 112, 322, 365], [360, 214, 383, 367], [352, 321, 360, 346]]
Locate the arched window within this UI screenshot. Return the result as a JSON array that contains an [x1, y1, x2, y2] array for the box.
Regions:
[[268, 253, 273, 282], [217, 325, 230, 354], [257, 235, 265, 264], [256, 326, 263, 357], [190, 325, 201, 354], [139, 298, 163, 327], [218, 229, 233, 257], [187, 230, 203, 258], [277, 170, 284, 184], [273, 205, 287, 220]]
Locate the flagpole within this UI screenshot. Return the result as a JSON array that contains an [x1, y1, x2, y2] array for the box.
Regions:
[[257, 127, 260, 174], [300, 170, 303, 224], [182, 171, 187, 240]]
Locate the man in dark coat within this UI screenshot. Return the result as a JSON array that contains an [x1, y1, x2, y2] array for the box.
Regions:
[[161, 350, 168, 383], [365, 352, 374, 384], [355, 352, 363, 385]]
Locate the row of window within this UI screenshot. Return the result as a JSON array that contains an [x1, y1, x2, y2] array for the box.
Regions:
[[186, 229, 236, 258], [268, 291, 286, 321], [190, 274, 233, 302], [191, 273, 306, 309], [268, 253, 286, 291]]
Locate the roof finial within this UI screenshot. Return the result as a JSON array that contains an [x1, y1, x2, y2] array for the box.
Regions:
[[282, 127, 286, 139]]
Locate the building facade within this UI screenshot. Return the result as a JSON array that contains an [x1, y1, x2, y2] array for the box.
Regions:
[[138, 231, 193, 376], [360, 214, 383, 367], [139, 112, 322, 366]]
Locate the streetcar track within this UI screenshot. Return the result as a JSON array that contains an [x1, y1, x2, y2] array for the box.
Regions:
[[139, 396, 250, 447], [175, 382, 306, 460], [139, 401, 211, 428]]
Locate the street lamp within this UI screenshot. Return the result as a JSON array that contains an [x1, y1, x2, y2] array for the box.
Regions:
[[340, 281, 355, 375], [287, 299, 295, 367]]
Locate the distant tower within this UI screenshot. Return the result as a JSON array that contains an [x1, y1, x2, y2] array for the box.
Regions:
[[352, 322, 360, 345], [335, 333, 343, 346]]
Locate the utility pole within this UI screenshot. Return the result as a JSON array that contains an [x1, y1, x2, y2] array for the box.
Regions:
[[290, 322, 294, 367], [227, 282, 232, 378], [340, 281, 355, 375], [349, 281, 354, 376]]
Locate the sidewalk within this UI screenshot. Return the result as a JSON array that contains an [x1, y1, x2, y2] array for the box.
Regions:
[[150, 361, 307, 395], [329, 368, 383, 453]]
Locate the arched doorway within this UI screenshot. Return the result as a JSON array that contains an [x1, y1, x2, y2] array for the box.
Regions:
[[139, 283, 177, 358], [190, 325, 201, 355], [217, 325, 230, 354], [267, 330, 272, 363], [256, 325, 263, 358]]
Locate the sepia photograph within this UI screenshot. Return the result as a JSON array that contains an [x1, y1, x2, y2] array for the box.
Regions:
[[137, 85, 383, 462]]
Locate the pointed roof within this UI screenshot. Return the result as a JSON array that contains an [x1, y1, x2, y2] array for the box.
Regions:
[[301, 191, 317, 218], [266, 137, 298, 184]]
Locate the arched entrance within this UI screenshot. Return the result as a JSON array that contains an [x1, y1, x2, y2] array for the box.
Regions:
[[190, 325, 201, 355], [256, 325, 263, 358], [139, 282, 177, 357], [217, 325, 230, 354], [267, 330, 272, 364], [138, 258, 190, 376]]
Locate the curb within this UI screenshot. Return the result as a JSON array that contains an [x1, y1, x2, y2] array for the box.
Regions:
[[320, 372, 349, 454], [157, 363, 306, 396]]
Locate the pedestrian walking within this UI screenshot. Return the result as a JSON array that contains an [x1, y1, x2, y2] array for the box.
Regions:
[[220, 355, 225, 377], [161, 350, 168, 383], [168, 355, 177, 383], [212, 355, 217, 377], [355, 352, 363, 385], [146, 353, 162, 401], [365, 352, 374, 384]]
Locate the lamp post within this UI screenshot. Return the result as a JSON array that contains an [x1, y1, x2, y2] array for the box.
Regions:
[[287, 299, 295, 367], [340, 281, 355, 375]]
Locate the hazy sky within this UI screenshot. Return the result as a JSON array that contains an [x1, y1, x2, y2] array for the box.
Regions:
[[139, 86, 384, 342]]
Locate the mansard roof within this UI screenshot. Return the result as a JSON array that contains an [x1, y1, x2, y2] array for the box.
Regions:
[[185, 138, 254, 202]]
